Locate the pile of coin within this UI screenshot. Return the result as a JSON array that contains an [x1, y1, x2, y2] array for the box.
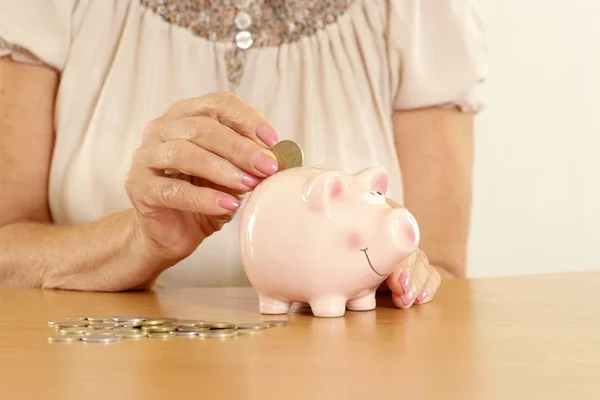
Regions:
[[47, 315, 288, 343], [272, 140, 304, 171]]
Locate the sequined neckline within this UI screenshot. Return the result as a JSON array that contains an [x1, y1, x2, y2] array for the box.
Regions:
[[140, 0, 355, 88]]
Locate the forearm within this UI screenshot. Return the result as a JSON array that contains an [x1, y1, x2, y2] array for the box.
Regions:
[[393, 107, 474, 279], [0, 209, 161, 291]]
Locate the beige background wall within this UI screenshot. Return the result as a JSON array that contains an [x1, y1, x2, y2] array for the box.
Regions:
[[468, 0, 600, 277]]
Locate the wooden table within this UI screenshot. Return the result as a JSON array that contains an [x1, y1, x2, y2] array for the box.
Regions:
[[1, 271, 600, 400]]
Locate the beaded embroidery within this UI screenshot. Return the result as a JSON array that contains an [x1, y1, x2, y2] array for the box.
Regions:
[[140, 0, 355, 88]]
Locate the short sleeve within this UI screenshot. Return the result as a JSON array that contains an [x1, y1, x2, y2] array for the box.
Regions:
[[387, 0, 488, 113], [0, 0, 78, 70]]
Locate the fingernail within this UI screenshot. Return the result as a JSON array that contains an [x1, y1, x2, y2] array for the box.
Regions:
[[256, 124, 279, 148], [252, 152, 278, 175], [218, 195, 240, 211], [416, 289, 428, 303], [399, 271, 410, 292], [241, 173, 261, 188], [401, 287, 415, 306]]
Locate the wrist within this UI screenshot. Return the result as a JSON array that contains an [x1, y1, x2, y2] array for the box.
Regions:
[[129, 213, 177, 274]]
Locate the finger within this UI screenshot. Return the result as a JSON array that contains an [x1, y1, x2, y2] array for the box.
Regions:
[[152, 117, 279, 178], [140, 139, 263, 192], [127, 173, 241, 216], [414, 266, 442, 305], [165, 92, 280, 148], [388, 249, 431, 309]]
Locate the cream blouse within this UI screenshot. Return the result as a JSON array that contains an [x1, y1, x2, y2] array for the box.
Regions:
[[0, 0, 487, 288]]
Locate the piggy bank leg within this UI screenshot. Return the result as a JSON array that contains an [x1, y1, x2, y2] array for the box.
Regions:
[[309, 297, 347, 318], [258, 295, 292, 314], [346, 289, 376, 311]]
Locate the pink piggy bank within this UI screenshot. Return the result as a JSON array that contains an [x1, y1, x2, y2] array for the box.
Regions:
[[239, 166, 420, 317]]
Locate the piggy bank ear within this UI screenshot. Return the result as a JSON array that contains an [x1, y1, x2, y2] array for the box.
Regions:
[[303, 171, 347, 218], [355, 166, 389, 195]]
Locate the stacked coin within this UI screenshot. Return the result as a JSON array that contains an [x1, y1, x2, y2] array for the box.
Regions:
[[47, 315, 288, 343]]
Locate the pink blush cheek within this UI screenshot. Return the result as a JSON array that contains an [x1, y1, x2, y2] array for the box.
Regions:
[[404, 223, 417, 247], [346, 232, 364, 250]]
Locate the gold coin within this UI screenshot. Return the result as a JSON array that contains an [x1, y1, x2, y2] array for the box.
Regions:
[[141, 318, 176, 326], [198, 329, 238, 339], [116, 329, 147, 339], [86, 315, 117, 322], [48, 334, 82, 343], [176, 326, 209, 333], [206, 321, 236, 329], [272, 140, 304, 170], [144, 325, 176, 333], [236, 323, 270, 330], [53, 320, 89, 328], [64, 316, 88, 321]]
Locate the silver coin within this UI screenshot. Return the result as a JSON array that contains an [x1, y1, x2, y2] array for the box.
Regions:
[[174, 320, 207, 327], [113, 316, 150, 323], [89, 330, 119, 336], [58, 327, 94, 335], [236, 328, 263, 335], [115, 329, 147, 338], [81, 335, 122, 343], [147, 332, 175, 339], [174, 331, 199, 337]]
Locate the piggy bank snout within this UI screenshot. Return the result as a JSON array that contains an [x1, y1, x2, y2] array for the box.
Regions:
[[390, 207, 420, 251]]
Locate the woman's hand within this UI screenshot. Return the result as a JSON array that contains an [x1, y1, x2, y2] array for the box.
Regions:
[[125, 91, 280, 265], [382, 249, 442, 309]]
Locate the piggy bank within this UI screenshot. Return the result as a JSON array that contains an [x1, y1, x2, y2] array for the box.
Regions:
[[238, 166, 420, 317]]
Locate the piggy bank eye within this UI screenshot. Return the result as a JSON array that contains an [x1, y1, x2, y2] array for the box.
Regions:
[[362, 191, 386, 205]]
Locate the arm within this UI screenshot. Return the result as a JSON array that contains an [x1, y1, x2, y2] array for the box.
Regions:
[[0, 57, 281, 291], [392, 107, 475, 279], [0, 57, 161, 291]]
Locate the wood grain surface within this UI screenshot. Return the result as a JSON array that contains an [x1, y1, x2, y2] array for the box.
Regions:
[[1, 271, 600, 400]]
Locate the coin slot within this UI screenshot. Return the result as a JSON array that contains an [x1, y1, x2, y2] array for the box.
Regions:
[[362, 191, 386, 205]]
